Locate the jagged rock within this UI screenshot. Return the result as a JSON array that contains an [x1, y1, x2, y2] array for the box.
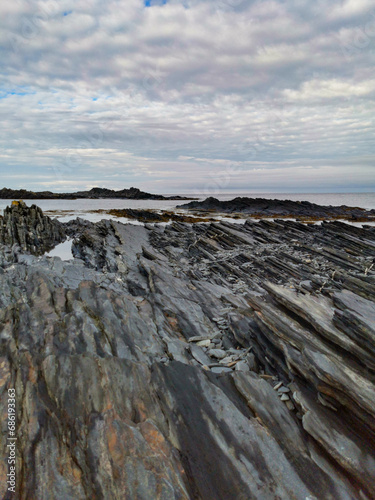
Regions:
[[0, 201, 65, 255], [71, 219, 125, 272]]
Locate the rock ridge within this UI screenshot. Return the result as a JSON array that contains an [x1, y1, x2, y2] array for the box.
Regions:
[[0, 200, 65, 255]]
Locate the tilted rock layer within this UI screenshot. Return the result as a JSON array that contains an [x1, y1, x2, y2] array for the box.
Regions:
[[0, 210, 375, 499], [0, 201, 65, 255]]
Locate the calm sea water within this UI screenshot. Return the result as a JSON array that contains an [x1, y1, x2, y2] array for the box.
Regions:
[[2, 192, 372, 260], [1, 192, 375, 222]]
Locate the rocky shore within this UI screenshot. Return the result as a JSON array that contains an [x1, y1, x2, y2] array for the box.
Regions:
[[0, 186, 196, 200], [0, 201, 65, 255], [1, 202, 375, 499], [101, 208, 213, 223], [178, 196, 375, 221]]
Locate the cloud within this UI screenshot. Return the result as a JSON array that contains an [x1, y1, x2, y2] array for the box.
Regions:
[[0, 0, 374, 193]]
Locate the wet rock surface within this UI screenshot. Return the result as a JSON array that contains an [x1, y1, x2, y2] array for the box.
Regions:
[[1, 209, 375, 499], [178, 196, 375, 221]]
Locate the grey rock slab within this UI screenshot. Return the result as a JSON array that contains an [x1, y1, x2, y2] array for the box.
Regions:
[[210, 366, 233, 374], [232, 372, 358, 499], [298, 383, 375, 498], [278, 387, 291, 394], [189, 344, 211, 366], [248, 289, 375, 426], [333, 290, 375, 353], [188, 335, 215, 343], [219, 356, 235, 364], [264, 282, 375, 369], [207, 349, 227, 359], [196, 339, 211, 347], [235, 361, 250, 372]]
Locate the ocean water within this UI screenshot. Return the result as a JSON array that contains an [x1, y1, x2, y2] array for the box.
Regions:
[[2, 192, 373, 261], [0, 192, 375, 222]]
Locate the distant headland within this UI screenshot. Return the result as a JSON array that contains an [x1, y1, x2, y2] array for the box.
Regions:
[[0, 186, 197, 201]]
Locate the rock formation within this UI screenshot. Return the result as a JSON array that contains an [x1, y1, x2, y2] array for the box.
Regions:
[[178, 196, 375, 221], [103, 208, 212, 223], [0, 205, 375, 498], [0, 201, 65, 255]]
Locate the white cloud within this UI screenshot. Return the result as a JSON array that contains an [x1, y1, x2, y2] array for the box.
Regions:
[[283, 78, 375, 100], [0, 0, 374, 192]]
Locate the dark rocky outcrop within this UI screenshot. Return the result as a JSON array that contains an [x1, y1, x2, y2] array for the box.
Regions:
[[0, 201, 65, 255], [0, 186, 196, 200], [105, 208, 211, 223], [178, 196, 375, 221], [0, 207, 375, 498]]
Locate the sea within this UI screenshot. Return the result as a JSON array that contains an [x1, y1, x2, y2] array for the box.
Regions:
[[1, 192, 374, 260], [1, 192, 375, 222]]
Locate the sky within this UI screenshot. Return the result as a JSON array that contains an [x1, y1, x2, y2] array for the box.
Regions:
[[0, 0, 374, 194]]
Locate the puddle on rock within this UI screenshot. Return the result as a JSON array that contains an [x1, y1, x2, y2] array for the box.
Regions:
[[45, 239, 73, 260]]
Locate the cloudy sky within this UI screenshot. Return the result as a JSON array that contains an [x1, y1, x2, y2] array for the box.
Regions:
[[0, 0, 374, 194]]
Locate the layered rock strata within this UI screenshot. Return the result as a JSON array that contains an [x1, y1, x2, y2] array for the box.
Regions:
[[0, 201, 65, 255], [0, 210, 374, 499]]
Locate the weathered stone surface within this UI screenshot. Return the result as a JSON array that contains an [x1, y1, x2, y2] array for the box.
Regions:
[[0, 201, 65, 255], [0, 210, 375, 498]]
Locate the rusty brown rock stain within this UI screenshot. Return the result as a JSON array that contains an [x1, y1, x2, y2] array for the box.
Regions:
[[140, 421, 171, 458]]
